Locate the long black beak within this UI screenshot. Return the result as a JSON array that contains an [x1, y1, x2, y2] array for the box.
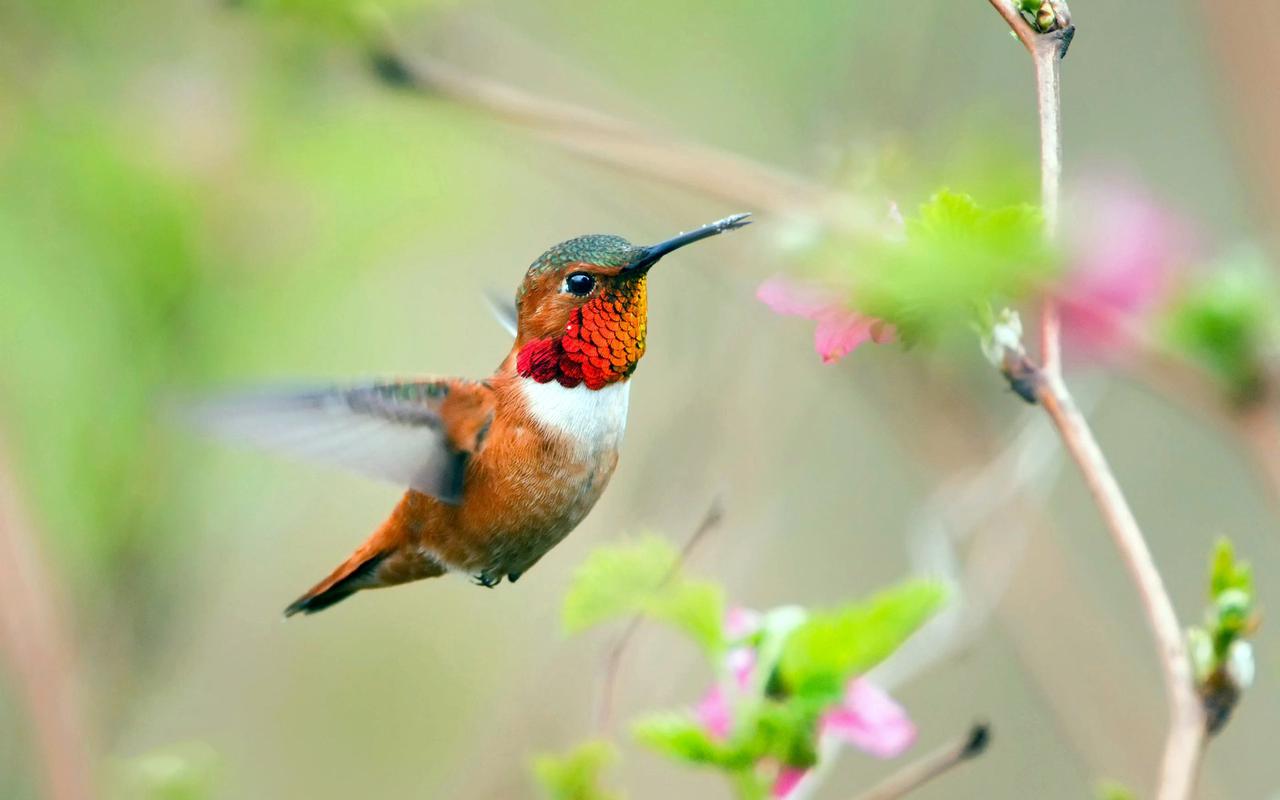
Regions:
[[626, 213, 752, 273]]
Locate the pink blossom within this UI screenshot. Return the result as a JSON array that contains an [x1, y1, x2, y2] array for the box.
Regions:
[[756, 276, 895, 364], [1057, 181, 1191, 355], [819, 679, 916, 759], [772, 767, 808, 798], [727, 647, 756, 689], [769, 679, 916, 797], [696, 685, 734, 740], [695, 608, 917, 796], [725, 607, 763, 639]]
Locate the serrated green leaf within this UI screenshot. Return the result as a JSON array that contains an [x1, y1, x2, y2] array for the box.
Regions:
[[633, 714, 752, 769], [850, 190, 1054, 344], [563, 537, 678, 633], [563, 538, 724, 654], [532, 741, 623, 800], [777, 580, 945, 700], [649, 580, 726, 654]]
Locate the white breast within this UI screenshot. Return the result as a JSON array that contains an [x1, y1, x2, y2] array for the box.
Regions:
[[519, 379, 630, 453]]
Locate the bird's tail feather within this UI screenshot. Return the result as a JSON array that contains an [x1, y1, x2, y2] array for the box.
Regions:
[[284, 549, 391, 617]]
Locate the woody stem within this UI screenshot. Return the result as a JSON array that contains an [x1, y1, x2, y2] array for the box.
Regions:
[[986, 3, 1207, 798]]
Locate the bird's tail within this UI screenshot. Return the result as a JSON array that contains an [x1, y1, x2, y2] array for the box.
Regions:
[[284, 545, 390, 617], [283, 492, 446, 617]]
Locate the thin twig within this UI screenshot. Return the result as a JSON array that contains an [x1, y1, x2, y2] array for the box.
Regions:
[[1033, 32, 1065, 374], [366, 27, 873, 233], [986, 4, 1208, 798], [849, 723, 991, 800], [0, 439, 94, 800], [594, 497, 725, 733], [1033, 381, 1206, 799]]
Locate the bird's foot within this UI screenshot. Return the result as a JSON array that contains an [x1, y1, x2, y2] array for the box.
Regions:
[[471, 572, 502, 588], [507, 571, 522, 584]]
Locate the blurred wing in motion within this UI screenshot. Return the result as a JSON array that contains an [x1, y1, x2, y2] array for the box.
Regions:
[[484, 289, 519, 338], [192, 379, 496, 504]]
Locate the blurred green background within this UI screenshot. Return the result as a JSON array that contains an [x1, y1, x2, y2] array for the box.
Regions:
[[1, 0, 1276, 797]]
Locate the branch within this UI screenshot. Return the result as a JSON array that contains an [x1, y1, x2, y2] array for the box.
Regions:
[[849, 723, 991, 800], [0, 438, 94, 800], [594, 497, 725, 733], [1033, 381, 1206, 798], [986, 4, 1208, 798], [365, 27, 874, 233]]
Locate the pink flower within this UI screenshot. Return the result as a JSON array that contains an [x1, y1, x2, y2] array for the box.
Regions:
[[757, 276, 895, 364], [725, 607, 763, 639], [1056, 180, 1191, 355], [819, 679, 916, 759], [695, 607, 917, 796], [772, 767, 808, 798], [696, 685, 734, 740], [771, 679, 916, 798], [694, 608, 757, 740]]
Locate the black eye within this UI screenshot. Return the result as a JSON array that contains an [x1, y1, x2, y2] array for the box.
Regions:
[[565, 272, 596, 296]]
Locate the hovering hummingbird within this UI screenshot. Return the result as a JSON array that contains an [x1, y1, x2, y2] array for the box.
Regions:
[[202, 213, 750, 616]]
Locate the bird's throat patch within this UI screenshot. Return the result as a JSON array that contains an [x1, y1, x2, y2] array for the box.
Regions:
[[517, 278, 647, 390]]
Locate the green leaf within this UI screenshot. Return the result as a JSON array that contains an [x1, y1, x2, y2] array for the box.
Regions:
[[632, 714, 752, 769], [563, 538, 724, 654], [777, 580, 946, 700], [532, 741, 623, 800], [850, 190, 1054, 344], [1097, 781, 1137, 800], [728, 770, 769, 800], [237, 0, 456, 39], [110, 742, 220, 800], [1167, 255, 1279, 405], [1202, 538, 1256, 664], [564, 537, 677, 632], [649, 580, 726, 653], [1209, 537, 1253, 597], [744, 698, 825, 768]]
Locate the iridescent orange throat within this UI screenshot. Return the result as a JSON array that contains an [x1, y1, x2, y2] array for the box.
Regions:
[[517, 278, 648, 390]]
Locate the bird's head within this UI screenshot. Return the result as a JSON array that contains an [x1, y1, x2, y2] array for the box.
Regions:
[[513, 214, 750, 390]]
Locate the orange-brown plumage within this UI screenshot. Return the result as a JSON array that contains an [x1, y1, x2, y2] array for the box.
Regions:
[[200, 214, 749, 616]]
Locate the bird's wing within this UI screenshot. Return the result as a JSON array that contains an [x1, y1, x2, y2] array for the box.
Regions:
[[192, 378, 496, 504], [484, 289, 519, 338]]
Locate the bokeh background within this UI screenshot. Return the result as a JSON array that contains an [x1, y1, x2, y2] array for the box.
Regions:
[[1, 1, 1277, 798]]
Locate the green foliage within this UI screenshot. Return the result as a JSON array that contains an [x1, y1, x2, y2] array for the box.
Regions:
[[109, 742, 220, 800], [1202, 538, 1257, 660], [1096, 781, 1137, 800], [563, 537, 725, 654], [626, 579, 943, 798], [237, 0, 457, 39], [1188, 536, 1258, 723], [777, 580, 946, 700], [1210, 537, 1254, 598], [1166, 255, 1279, 405], [532, 741, 623, 800], [849, 191, 1054, 344], [633, 714, 751, 769]]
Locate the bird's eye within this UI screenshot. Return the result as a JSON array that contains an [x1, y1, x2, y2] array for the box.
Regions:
[[565, 272, 596, 297]]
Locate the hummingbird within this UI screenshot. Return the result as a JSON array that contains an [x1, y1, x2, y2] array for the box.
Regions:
[[201, 213, 750, 616]]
